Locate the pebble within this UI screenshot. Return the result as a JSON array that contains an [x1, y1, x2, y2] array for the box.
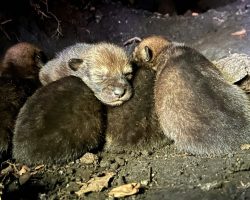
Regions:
[[80, 153, 98, 164], [115, 157, 125, 166], [75, 168, 92, 181], [66, 182, 81, 192], [110, 162, 120, 170], [199, 181, 222, 191], [141, 150, 153, 156], [116, 176, 125, 185], [100, 159, 112, 168], [141, 180, 149, 186]]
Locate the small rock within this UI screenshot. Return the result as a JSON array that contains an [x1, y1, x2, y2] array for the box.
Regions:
[[115, 157, 125, 166], [116, 176, 125, 185], [130, 151, 141, 158], [38, 193, 47, 200], [66, 182, 81, 193], [80, 153, 98, 164], [199, 181, 222, 191], [241, 144, 250, 150], [111, 163, 120, 170], [228, 153, 234, 158], [141, 180, 149, 186], [239, 162, 250, 171], [141, 150, 150, 156], [66, 168, 75, 175], [100, 159, 112, 168], [59, 170, 64, 175], [75, 168, 92, 182]]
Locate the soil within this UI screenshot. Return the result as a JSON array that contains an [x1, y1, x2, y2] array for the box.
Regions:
[[0, 0, 250, 199]]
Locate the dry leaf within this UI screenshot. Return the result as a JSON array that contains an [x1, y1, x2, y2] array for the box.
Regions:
[[19, 172, 31, 185], [80, 153, 98, 164], [75, 172, 115, 196], [231, 28, 247, 37], [19, 165, 30, 176], [241, 144, 250, 150], [108, 183, 141, 198]]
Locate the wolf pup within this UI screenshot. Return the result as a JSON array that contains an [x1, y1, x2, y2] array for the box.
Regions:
[[133, 35, 250, 155], [13, 76, 104, 165], [39, 42, 133, 106]]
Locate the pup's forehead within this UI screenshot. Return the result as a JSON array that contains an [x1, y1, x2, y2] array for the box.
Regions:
[[137, 36, 170, 53]]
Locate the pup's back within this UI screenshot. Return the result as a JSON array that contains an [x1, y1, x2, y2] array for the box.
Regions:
[[0, 42, 46, 160], [105, 67, 167, 152], [13, 76, 103, 165], [155, 44, 250, 155]]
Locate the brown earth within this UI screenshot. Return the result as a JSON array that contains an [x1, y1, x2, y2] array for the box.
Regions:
[[0, 0, 250, 199]]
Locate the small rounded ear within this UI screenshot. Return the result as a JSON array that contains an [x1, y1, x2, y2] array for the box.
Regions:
[[144, 46, 153, 62], [68, 58, 83, 71], [34, 51, 48, 68]]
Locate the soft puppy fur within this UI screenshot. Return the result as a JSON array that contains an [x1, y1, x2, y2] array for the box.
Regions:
[[13, 76, 104, 165], [39, 42, 133, 106], [133, 35, 250, 155], [0, 42, 47, 160], [104, 65, 169, 152]]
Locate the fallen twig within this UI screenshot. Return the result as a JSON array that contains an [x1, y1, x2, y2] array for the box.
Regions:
[[0, 19, 12, 40], [30, 0, 62, 38]]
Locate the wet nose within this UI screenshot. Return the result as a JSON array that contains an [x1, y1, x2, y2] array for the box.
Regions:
[[113, 87, 126, 98]]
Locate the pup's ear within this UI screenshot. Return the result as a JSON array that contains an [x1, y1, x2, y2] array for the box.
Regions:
[[68, 58, 83, 71], [144, 46, 153, 62]]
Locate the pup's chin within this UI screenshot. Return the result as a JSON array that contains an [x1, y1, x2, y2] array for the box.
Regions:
[[95, 90, 132, 106], [98, 98, 125, 106], [106, 100, 125, 106]]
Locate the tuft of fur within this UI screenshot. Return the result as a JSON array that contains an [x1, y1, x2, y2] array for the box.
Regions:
[[1, 42, 47, 79], [104, 66, 170, 152], [39, 42, 133, 106], [13, 76, 104, 165], [133, 36, 250, 155], [0, 42, 47, 160]]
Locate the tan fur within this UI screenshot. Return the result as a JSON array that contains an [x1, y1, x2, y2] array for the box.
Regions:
[[39, 42, 132, 106], [132, 35, 170, 70], [132, 35, 250, 155], [84, 43, 131, 75]]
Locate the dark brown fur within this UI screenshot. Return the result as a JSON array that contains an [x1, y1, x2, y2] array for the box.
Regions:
[[13, 76, 104, 165], [1, 42, 47, 79], [133, 36, 250, 155], [0, 78, 39, 160], [0, 43, 47, 160], [104, 67, 169, 152]]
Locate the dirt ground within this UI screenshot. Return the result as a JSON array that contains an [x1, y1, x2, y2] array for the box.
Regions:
[[0, 0, 250, 199]]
